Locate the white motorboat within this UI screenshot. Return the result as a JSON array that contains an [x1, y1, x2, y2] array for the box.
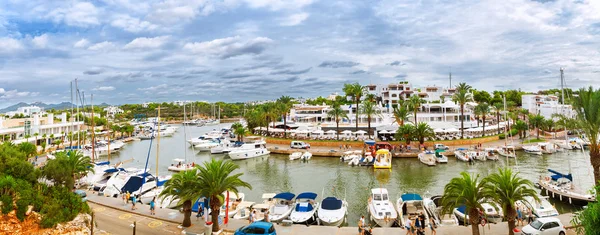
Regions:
[[368, 188, 397, 227], [300, 152, 312, 161], [89, 164, 122, 191], [317, 197, 347, 226], [453, 205, 469, 225], [481, 203, 503, 224], [194, 137, 221, 151], [396, 193, 429, 227], [538, 169, 596, 205], [523, 145, 543, 155], [268, 192, 296, 222], [434, 150, 448, 163], [228, 137, 270, 160], [468, 151, 486, 161], [483, 148, 499, 161], [232, 201, 256, 220], [373, 149, 392, 169], [340, 150, 362, 162], [418, 151, 437, 166], [210, 139, 234, 154], [497, 146, 516, 158], [454, 150, 472, 162], [220, 192, 246, 218], [516, 196, 559, 218], [290, 192, 319, 224], [252, 203, 271, 222], [167, 158, 196, 172], [537, 143, 557, 154], [101, 167, 150, 197], [289, 152, 303, 161], [187, 131, 222, 145]]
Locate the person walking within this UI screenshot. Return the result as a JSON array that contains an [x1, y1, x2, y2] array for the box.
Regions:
[[264, 211, 270, 222], [429, 217, 437, 235], [248, 210, 255, 224], [404, 217, 414, 235], [131, 194, 137, 210], [357, 215, 365, 235], [126, 191, 131, 204], [516, 206, 523, 226], [150, 197, 156, 215], [527, 208, 533, 224], [122, 193, 127, 205]]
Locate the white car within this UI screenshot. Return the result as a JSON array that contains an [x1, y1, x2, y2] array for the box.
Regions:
[[521, 217, 566, 235]]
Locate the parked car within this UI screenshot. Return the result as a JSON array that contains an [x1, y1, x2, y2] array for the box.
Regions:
[[290, 141, 310, 149], [434, 144, 449, 150], [521, 217, 566, 235], [234, 221, 276, 235], [74, 189, 87, 202]]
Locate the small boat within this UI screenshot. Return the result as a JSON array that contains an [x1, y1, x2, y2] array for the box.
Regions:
[[396, 193, 429, 228], [418, 151, 437, 166], [537, 143, 557, 154], [349, 154, 371, 166], [368, 188, 397, 227], [289, 192, 319, 224], [468, 151, 486, 161], [497, 146, 516, 158], [434, 150, 448, 163], [219, 192, 245, 218], [300, 152, 312, 161], [289, 152, 312, 161], [453, 205, 469, 225], [373, 149, 392, 169], [340, 150, 362, 162], [538, 169, 596, 205], [252, 203, 271, 221], [194, 137, 221, 151], [484, 148, 499, 161], [516, 196, 558, 218], [211, 140, 237, 154], [317, 197, 347, 226], [268, 192, 296, 222], [522, 145, 543, 155], [167, 158, 196, 172], [233, 201, 256, 220], [481, 203, 503, 224], [454, 150, 471, 162]]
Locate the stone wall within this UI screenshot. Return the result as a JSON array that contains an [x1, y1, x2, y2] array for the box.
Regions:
[[266, 135, 500, 148]]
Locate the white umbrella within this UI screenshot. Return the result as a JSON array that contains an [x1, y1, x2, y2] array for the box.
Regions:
[[446, 128, 459, 133], [378, 130, 390, 134], [311, 130, 324, 134], [341, 130, 353, 134], [269, 128, 284, 133], [434, 128, 445, 133], [325, 130, 337, 134], [354, 130, 367, 134]]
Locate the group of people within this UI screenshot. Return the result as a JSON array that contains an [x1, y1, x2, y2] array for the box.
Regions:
[[122, 191, 156, 215], [403, 212, 436, 235], [247, 209, 269, 223], [516, 206, 534, 226]]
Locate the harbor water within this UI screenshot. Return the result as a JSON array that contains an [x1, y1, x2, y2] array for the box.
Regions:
[[97, 124, 594, 226]]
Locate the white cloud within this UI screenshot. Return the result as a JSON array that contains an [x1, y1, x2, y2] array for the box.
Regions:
[[74, 39, 90, 48], [111, 14, 159, 33], [184, 36, 274, 59], [47, 2, 100, 27], [124, 36, 170, 50], [92, 86, 116, 91], [0, 37, 23, 53], [0, 88, 37, 99], [138, 84, 168, 91], [31, 34, 49, 48], [243, 0, 314, 11], [88, 41, 115, 51], [279, 12, 309, 26]]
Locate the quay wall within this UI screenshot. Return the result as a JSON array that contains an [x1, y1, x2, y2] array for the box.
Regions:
[[265, 135, 500, 148]]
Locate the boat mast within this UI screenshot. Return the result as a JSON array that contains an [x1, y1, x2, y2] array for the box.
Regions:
[[91, 94, 95, 162], [560, 68, 568, 146], [75, 79, 80, 148], [156, 106, 161, 179], [70, 81, 73, 149], [183, 103, 187, 163]]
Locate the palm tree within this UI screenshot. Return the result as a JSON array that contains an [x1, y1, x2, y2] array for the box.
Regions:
[[42, 134, 47, 147], [528, 114, 545, 140], [44, 151, 94, 189], [196, 159, 252, 232], [413, 123, 435, 144], [408, 95, 424, 125], [234, 126, 246, 142], [474, 103, 490, 137], [343, 82, 364, 131], [452, 83, 473, 138], [514, 120, 528, 140], [34, 133, 39, 146], [364, 93, 377, 103], [392, 101, 411, 126], [484, 168, 540, 235], [159, 170, 201, 227], [542, 119, 555, 137], [395, 124, 415, 145], [327, 104, 348, 140], [277, 96, 294, 138], [571, 86, 600, 185], [440, 172, 491, 235], [262, 103, 279, 134], [360, 101, 381, 137], [24, 134, 31, 143], [49, 134, 55, 146], [493, 102, 503, 135]]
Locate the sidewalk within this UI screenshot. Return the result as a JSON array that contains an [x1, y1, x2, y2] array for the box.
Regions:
[[87, 192, 577, 235]]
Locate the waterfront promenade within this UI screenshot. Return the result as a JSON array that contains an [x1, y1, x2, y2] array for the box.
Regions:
[[87, 192, 577, 235]]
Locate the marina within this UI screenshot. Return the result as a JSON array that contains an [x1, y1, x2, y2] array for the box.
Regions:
[[90, 123, 594, 226]]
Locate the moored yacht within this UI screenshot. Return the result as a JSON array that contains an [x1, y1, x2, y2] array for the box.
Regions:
[[537, 143, 557, 154], [373, 149, 392, 169], [317, 196, 347, 226], [481, 203, 503, 224], [418, 151, 437, 166], [228, 137, 270, 160], [523, 145, 543, 155], [454, 150, 472, 162], [219, 192, 245, 218], [268, 192, 296, 222], [289, 192, 319, 224], [538, 169, 596, 205], [483, 148, 499, 161], [497, 145, 516, 158], [167, 158, 196, 172], [396, 193, 429, 227], [516, 196, 559, 218], [368, 188, 397, 227]]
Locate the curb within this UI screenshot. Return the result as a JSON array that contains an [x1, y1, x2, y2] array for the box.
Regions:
[[88, 200, 181, 225]]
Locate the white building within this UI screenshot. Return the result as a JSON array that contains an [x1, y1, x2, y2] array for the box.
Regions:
[[172, 100, 193, 106], [0, 113, 84, 144], [5, 106, 44, 117], [103, 106, 124, 118], [289, 104, 389, 127], [141, 102, 154, 108], [326, 92, 339, 101], [522, 95, 575, 119]]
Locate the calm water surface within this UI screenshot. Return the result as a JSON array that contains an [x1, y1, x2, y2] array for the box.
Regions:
[[96, 124, 594, 225]]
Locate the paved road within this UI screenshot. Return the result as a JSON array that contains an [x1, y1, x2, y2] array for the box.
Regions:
[[90, 203, 183, 235]]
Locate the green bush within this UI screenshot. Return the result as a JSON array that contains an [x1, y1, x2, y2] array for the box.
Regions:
[[499, 134, 505, 139], [16, 199, 29, 221], [508, 129, 518, 137], [0, 195, 13, 214], [40, 186, 89, 228]]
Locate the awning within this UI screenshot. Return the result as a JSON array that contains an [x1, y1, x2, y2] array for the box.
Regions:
[[341, 130, 353, 134], [325, 130, 337, 134], [354, 130, 367, 134], [274, 192, 295, 201], [296, 192, 317, 200]]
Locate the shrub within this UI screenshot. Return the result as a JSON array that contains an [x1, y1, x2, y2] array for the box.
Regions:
[[0, 195, 13, 214], [40, 186, 89, 228], [16, 199, 29, 221], [499, 134, 505, 139]]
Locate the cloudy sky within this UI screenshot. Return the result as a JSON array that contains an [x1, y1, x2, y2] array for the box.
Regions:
[[1, 0, 600, 107]]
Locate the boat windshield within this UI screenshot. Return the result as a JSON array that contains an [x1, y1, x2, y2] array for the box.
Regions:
[[530, 220, 543, 230], [373, 194, 388, 201]]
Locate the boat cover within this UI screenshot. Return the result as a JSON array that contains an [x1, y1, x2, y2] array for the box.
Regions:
[[103, 168, 124, 173], [95, 161, 110, 166], [401, 193, 423, 201], [548, 169, 573, 182], [274, 192, 295, 201], [295, 202, 314, 212], [192, 197, 208, 212], [364, 140, 376, 146], [457, 205, 466, 214], [297, 192, 317, 200], [156, 178, 169, 187], [321, 197, 342, 210], [121, 176, 144, 194]]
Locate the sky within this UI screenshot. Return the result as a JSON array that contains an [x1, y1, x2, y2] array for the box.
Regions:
[[1, 0, 600, 108]]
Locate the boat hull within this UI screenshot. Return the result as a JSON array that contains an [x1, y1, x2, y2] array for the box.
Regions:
[[229, 149, 270, 160]]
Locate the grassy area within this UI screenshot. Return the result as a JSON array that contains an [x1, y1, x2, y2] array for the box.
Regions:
[[522, 138, 546, 144]]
